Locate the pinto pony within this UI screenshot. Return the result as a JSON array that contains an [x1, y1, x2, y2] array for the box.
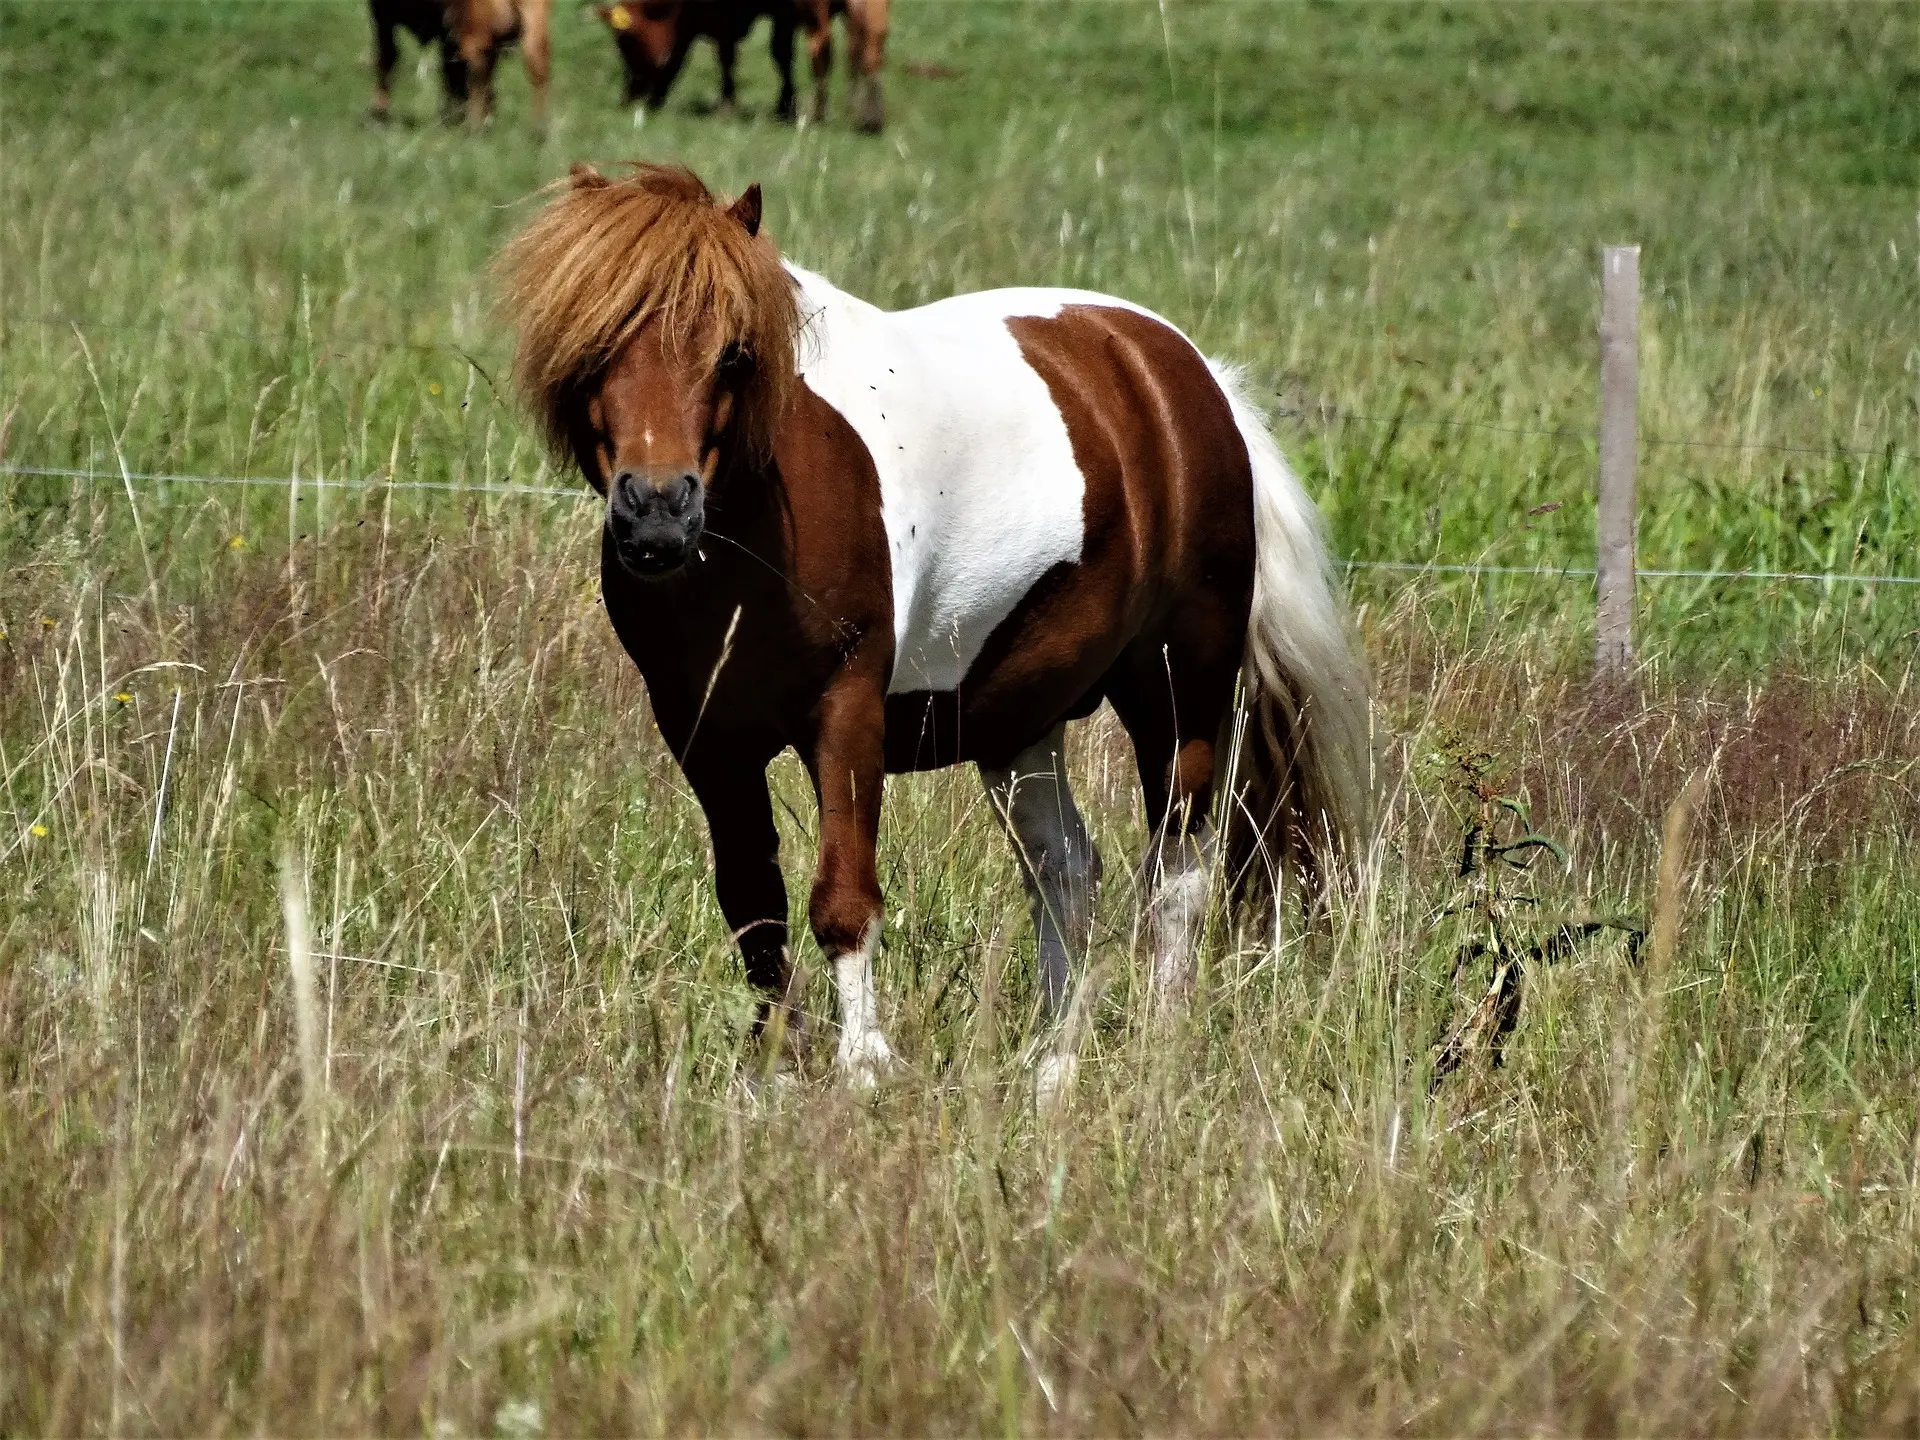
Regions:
[[369, 0, 550, 131], [594, 0, 888, 131], [499, 165, 1368, 1092]]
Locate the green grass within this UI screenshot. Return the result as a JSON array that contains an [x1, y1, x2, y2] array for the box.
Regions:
[[3, 0, 1919, 1430]]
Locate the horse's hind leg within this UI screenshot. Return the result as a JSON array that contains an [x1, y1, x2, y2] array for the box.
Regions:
[[981, 724, 1101, 1109], [1106, 627, 1241, 1012], [980, 724, 1102, 1016]]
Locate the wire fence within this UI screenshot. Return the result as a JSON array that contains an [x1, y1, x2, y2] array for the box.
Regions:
[[0, 462, 575, 501], [5, 305, 1919, 592], [1273, 406, 1915, 463], [8, 460, 1920, 592]]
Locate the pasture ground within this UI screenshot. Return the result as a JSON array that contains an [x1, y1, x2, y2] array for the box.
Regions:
[[3, 0, 1919, 1429]]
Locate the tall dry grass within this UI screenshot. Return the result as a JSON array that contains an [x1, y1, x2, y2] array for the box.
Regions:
[[3, 504, 1917, 1431]]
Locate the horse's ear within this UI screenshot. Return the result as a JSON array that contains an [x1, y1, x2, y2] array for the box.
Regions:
[[570, 162, 609, 191], [727, 183, 763, 238]]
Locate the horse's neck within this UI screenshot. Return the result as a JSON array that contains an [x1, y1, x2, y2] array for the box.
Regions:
[[785, 262, 891, 404], [786, 262, 883, 335]]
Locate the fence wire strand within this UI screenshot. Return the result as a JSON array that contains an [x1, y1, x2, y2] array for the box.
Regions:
[[7, 461, 1917, 589], [1, 462, 579, 501], [1276, 405, 1914, 462], [7, 302, 1918, 586]]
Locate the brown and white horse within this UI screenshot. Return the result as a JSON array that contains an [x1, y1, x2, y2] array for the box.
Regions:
[[369, 0, 550, 132], [499, 165, 1368, 1094]]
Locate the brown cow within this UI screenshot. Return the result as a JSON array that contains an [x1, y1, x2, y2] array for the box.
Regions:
[[594, 0, 887, 132], [369, 0, 551, 133]]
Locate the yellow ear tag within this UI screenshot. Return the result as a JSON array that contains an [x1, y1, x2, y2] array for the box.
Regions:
[[609, 5, 632, 29]]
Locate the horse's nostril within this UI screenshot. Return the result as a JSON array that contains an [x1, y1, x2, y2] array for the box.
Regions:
[[666, 471, 700, 517]]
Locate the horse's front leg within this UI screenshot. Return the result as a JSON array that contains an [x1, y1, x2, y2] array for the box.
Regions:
[[687, 759, 802, 1067], [806, 678, 893, 1088]]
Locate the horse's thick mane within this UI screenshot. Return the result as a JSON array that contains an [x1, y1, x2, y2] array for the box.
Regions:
[[498, 163, 799, 460]]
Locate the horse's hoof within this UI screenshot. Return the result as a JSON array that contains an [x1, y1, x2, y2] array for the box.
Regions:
[[737, 1064, 803, 1109], [837, 1027, 896, 1092], [1034, 1050, 1079, 1113]]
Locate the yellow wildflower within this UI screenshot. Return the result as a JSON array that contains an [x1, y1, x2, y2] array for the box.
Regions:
[[29, 823, 48, 838]]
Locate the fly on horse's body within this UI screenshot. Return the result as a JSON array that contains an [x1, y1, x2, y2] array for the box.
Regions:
[[594, 0, 887, 131], [369, 0, 551, 131], [499, 164, 1369, 1097]]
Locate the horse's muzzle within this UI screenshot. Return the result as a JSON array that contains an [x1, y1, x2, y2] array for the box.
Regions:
[[607, 468, 704, 577]]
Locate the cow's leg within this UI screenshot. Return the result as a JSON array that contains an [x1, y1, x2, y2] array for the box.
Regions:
[[803, 0, 832, 125], [769, 9, 798, 122], [805, 678, 893, 1088], [845, 0, 887, 132], [438, 35, 470, 123], [688, 759, 804, 1068], [370, 3, 400, 120], [714, 31, 739, 116], [648, 33, 695, 109], [520, 0, 551, 135], [463, 34, 498, 129]]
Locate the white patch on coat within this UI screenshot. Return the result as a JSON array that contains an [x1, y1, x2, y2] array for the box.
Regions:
[[1146, 824, 1213, 1010], [789, 265, 1155, 694], [1034, 1049, 1078, 1113], [833, 919, 894, 1089]]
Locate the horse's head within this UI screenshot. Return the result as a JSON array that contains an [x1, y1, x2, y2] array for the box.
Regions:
[[500, 164, 797, 580]]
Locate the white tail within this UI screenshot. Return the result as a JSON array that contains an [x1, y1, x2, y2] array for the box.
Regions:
[[1208, 361, 1373, 890]]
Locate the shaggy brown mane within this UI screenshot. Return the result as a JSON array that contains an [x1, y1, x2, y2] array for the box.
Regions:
[[498, 163, 799, 461]]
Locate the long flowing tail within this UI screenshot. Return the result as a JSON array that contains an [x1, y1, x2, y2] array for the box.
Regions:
[[1209, 361, 1373, 893]]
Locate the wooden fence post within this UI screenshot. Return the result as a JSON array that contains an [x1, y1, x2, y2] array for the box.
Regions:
[[1596, 244, 1639, 678]]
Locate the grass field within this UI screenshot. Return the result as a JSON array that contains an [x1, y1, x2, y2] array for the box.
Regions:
[[4, 0, 1919, 1430]]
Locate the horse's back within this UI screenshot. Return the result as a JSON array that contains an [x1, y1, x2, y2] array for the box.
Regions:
[[791, 269, 1254, 759]]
